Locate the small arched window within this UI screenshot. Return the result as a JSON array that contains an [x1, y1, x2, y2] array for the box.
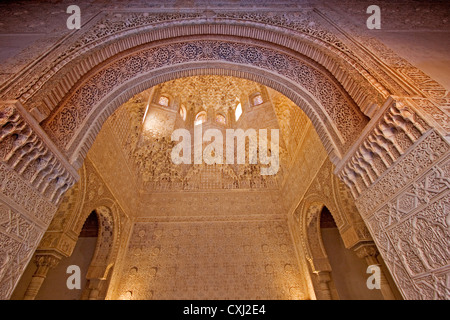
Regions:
[[252, 94, 263, 106], [158, 95, 169, 107], [216, 114, 226, 125], [179, 105, 187, 121], [195, 111, 207, 125], [235, 103, 242, 121]]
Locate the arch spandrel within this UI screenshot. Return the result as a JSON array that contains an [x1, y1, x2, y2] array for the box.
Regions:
[[2, 11, 389, 114]]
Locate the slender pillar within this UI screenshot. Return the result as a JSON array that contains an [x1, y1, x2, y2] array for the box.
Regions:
[[315, 271, 332, 300], [355, 244, 396, 300], [23, 254, 61, 300], [227, 106, 234, 127], [87, 278, 103, 300]]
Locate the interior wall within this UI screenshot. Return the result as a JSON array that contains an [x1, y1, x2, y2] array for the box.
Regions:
[[87, 121, 139, 217], [113, 218, 308, 300], [373, 32, 450, 91], [323, 0, 450, 92], [2, 1, 448, 302], [279, 124, 328, 215]]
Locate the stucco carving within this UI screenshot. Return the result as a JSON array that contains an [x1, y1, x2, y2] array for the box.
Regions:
[[359, 151, 450, 300], [1, 9, 386, 117], [0, 102, 78, 205], [0, 101, 81, 299], [1, 3, 449, 300], [338, 98, 432, 198], [43, 39, 366, 162], [335, 97, 450, 299], [114, 218, 307, 300]]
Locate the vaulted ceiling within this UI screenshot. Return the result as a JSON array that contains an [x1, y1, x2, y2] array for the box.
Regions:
[[95, 75, 311, 192], [158, 75, 264, 114]]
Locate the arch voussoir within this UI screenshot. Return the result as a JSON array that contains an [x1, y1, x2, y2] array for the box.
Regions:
[[42, 39, 368, 168]]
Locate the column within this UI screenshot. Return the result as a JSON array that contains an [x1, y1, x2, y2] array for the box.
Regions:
[[315, 271, 333, 300], [355, 244, 396, 300], [87, 278, 103, 300], [227, 107, 234, 127], [23, 254, 61, 300]]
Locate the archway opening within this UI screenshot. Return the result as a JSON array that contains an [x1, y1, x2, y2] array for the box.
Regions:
[[1, 3, 447, 301], [83, 74, 338, 300], [42, 43, 370, 169], [11, 211, 99, 300], [16, 72, 378, 300], [319, 206, 384, 300]]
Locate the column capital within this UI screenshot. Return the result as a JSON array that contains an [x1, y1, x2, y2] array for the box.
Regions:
[[23, 252, 63, 299], [354, 244, 378, 260], [34, 254, 61, 268], [314, 271, 333, 300], [315, 270, 331, 283], [33, 253, 62, 277], [354, 244, 397, 299]]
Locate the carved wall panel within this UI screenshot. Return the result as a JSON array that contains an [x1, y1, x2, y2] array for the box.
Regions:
[[283, 123, 387, 299], [280, 124, 329, 216], [318, 1, 450, 110], [113, 218, 308, 300], [288, 158, 373, 271], [0, 101, 78, 299], [356, 146, 449, 300], [336, 98, 450, 300], [140, 189, 282, 217], [17, 156, 133, 300], [85, 120, 140, 217]]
